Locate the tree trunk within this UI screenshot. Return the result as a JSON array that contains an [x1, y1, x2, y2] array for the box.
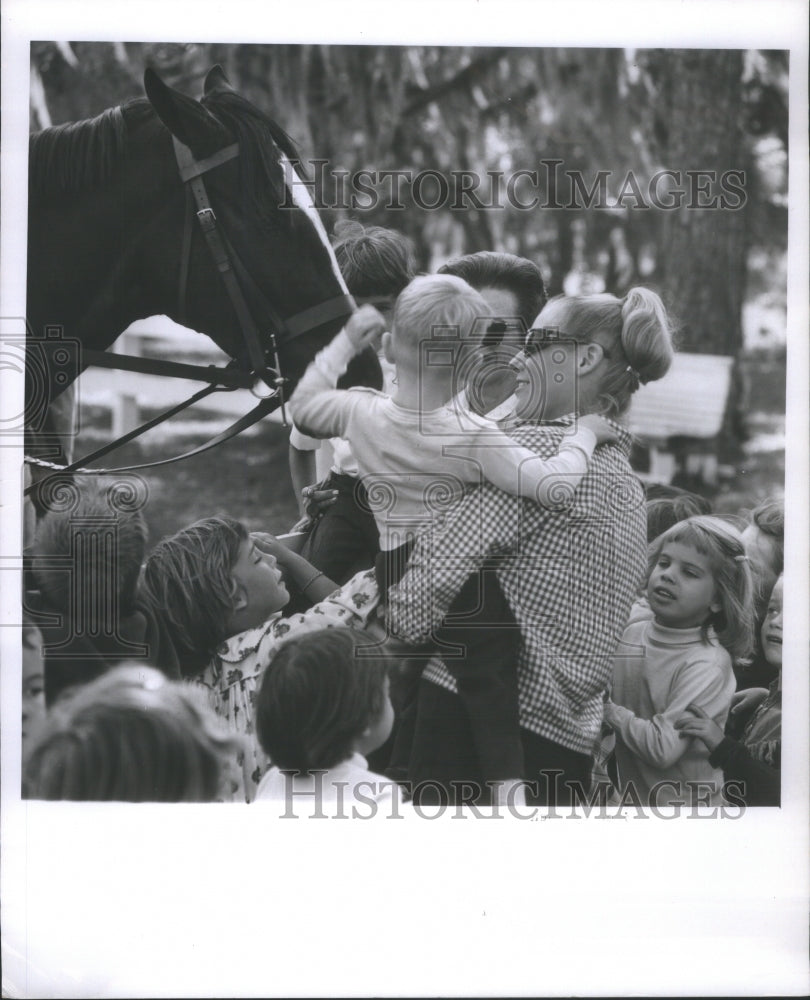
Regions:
[[659, 50, 747, 355], [658, 50, 748, 454]]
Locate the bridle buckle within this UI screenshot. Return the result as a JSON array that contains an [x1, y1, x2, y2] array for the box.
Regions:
[[196, 206, 217, 232]]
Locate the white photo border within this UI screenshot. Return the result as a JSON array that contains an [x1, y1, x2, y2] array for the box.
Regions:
[[2, 1, 808, 997]]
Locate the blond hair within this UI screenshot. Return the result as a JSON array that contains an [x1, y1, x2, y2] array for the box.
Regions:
[[647, 515, 755, 660], [392, 274, 490, 355], [547, 287, 675, 416]]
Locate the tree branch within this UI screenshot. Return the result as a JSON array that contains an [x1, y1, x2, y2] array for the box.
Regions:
[[401, 48, 510, 116]]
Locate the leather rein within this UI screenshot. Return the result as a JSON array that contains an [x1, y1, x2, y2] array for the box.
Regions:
[[24, 137, 354, 487]]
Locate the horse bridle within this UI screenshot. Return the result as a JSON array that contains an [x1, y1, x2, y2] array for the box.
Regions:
[[25, 136, 355, 487], [171, 136, 355, 391]]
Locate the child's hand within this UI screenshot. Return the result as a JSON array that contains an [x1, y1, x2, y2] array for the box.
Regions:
[[731, 687, 769, 717], [344, 304, 387, 352], [251, 531, 295, 569], [602, 699, 621, 729], [578, 413, 619, 445], [674, 704, 725, 751]]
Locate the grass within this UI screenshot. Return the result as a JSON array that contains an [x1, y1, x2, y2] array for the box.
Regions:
[[70, 415, 300, 545]]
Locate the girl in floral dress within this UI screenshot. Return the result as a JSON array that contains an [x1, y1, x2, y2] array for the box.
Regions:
[[141, 516, 381, 801]]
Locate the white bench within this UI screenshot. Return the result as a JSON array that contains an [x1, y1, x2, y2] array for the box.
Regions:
[[627, 353, 734, 486]]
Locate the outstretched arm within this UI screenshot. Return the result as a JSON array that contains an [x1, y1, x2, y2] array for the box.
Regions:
[[448, 414, 615, 507], [251, 532, 338, 604], [289, 306, 385, 439]]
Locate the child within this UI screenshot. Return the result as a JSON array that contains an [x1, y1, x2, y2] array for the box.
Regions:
[[622, 487, 715, 628], [253, 630, 403, 815], [591, 484, 712, 789], [675, 574, 782, 806], [604, 516, 754, 807], [741, 496, 784, 603], [289, 221, 416, 585], [289, 274, 616, 801], [23, 664, 242, 802], [645, 487, 712, 545], [139, 516, 381, 800], [290, 275, 615, 549], [737, 496, 784, 689], [30, 481, 151, 704]]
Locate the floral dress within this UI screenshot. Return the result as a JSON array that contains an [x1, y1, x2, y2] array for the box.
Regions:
[[194, 569, 380, 802]]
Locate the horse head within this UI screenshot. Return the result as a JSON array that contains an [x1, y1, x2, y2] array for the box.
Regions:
[[140, 66, 381, 395], [25, 66, 381, 477]]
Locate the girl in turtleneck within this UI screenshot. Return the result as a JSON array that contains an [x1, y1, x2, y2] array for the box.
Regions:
[[604, 516, 755, 808]]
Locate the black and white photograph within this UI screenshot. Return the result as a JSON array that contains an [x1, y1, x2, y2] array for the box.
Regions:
[[2, 0, 808, 996]]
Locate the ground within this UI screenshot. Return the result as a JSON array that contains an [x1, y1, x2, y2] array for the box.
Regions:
[[67, 350, 786, 547]]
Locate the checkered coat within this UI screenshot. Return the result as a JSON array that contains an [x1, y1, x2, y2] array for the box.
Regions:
[[387, 416, 647, 755]]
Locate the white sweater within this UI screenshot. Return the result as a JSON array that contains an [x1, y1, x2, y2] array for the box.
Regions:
[[254, 753, 406, 818], [607, 619, 735, 807], [290, 330, 598, 550]]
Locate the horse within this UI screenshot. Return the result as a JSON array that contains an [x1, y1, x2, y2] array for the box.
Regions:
[[25, 64, 380, 497]]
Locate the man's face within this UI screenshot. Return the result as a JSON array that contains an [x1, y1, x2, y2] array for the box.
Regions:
[[355, 295, 396, 350], [476, 287, 525, 355], [466, 286, 525, 412]]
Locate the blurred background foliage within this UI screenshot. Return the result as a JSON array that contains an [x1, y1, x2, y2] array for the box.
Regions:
[[30, 42, 788, 359]]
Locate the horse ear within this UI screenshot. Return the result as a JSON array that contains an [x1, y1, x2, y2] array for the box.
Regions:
[[143, 67, 225, 153], [203, 65, 236, 96]]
